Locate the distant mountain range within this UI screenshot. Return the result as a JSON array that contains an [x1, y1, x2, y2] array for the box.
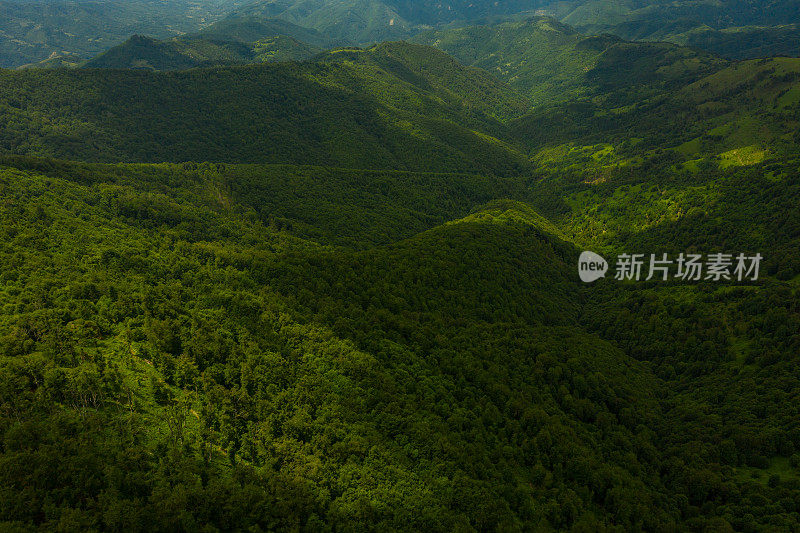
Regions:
[[228, 0, 800, 53], [0, 0, 228, 68], [2, 0, 798, 68], [3, 24, 798, 169]]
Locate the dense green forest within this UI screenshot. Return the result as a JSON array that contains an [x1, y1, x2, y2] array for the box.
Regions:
[[1, 3, 800, 530], [0, 43, 529, 173], [1, 147, 799, 530], [3, 35, 799, 166]]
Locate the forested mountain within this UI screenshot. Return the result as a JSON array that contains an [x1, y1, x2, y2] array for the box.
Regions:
[[228, 0, 414, 44], [0, 0, 228, 68], [229, 0, 800, 38], [227, 0, 800, 57], [1, 1, 800, 531], [510, 54, 800, 161], [1, 142, 799, 530], [592, 20, 800, 60], [2, 25, 798, 171], [2, 31, 798, 171], [82, 34, 321, 70], [557, 0, 800, 35], [412, 17, 727, 105], [408, 17, 800, 165], [197, 15, 335, 47], [0, 43, 529, 173], [3, 0, 798, 68], [76, 17, 332, 71], [0, 156, 666, 530]]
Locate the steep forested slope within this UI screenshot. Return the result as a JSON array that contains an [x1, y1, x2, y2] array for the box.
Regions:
[[0, 157, 675, 530], [510, 54, 800, 159], [4, 29, 797, 173], [1, 5, 800, 530], [0, 44, 529, 173], [2, 150, 800, 530], [408, 18, 800, 165], [413, 17, 728, 105]]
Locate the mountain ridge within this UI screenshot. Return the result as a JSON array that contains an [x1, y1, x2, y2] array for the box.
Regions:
[[0, 43, 530, 174]]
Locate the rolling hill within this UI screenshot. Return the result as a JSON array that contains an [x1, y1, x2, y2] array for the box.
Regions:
[[197, 15, 335, 47], [1, 144, 799, 529], [2, 0, 798, 68], [509, 54, 800, 162], [596, 19, 800, 60], [228, 0, 415, 44], [409, 18, 800, 166], [78, 17, 335, 71], [0, 42, 530, 173], [82, 33, 322, 70], [412, 17, 727, 105], [222, 0, 800, 58], [4, 23, 799, 173]]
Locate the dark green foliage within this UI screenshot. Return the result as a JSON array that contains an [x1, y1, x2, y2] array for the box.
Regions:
[[1, 10, 800, 531], [81, 21, 329, 71], [1, 147, 799, 530], [0, 159, 667, 530], [2, 0, 799, 69], [0, 46, 529, 174], [413, 17, 727, 106], [680, 24, 800, 60], [85, 35, 219, 70]]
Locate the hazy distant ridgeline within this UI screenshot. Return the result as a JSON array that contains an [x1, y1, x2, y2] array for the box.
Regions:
[[3, 0, 800, 68], [6, 21, 797, 172], [0, 0, 230, 68]]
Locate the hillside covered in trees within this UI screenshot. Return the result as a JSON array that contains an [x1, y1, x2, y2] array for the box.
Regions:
[[1, 5, 799, 531], [1, 145, 799, 531]]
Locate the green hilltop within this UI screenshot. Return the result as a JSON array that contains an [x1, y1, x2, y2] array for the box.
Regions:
[[0, 42, 530, 174], [77, 17, 337, 71], [412, 17, 728, 105], [2, 19, 798, 191], [4, 26, 798, 173], [409, 18, 798, 167], [82, 34, 322, 70], [3, 0, 799, 68]]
